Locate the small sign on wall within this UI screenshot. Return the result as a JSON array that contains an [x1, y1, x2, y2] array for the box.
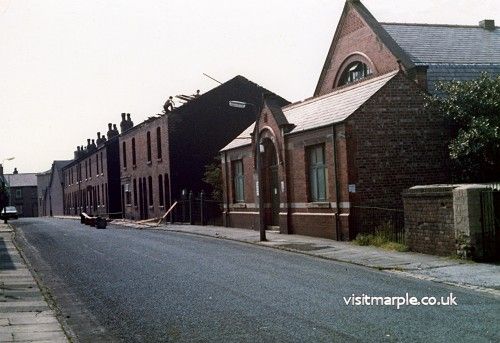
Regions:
[[348, 184, 356, 193]]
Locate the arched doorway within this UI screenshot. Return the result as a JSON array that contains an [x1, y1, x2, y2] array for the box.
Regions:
[[260, 137, 280, 230]]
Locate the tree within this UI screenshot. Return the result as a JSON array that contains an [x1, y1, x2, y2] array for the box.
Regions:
[[426, 73, 500, 182], [202, 158, 223, 201]]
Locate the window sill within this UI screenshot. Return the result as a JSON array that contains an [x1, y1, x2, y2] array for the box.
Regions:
[[231, 203, 247, 209], [148, 205, 154, 209], [147, 161, 152, 165], [157, 158, 162, 163], [123, 167, 127, 171], [126, 204, 132, 207], [306, 202, 330, 209], [132, 165, 137, 170]]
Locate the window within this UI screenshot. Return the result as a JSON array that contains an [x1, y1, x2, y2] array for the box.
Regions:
[[146, 131, 152, 162], [96, 154, 99, 174], [132, 138, 136, 166], [85, 160, 88, 179], [133, 179, 137, 206], [148, 176, 153, 206], [233, 160, 245, 203], [158, 175, 164, 206], [338, 61, 372, 86], [89, 158, 92, 178], [164, 173, 170, 208], [125, 184, 131, 205], [122, 141, 127, 168], [308, 145, 327, 202], [100, 152, 104, 174], [156, 127, 162, 159], [15, 189, 22, 199]]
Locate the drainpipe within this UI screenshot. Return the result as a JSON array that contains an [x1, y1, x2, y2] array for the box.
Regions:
[[223, 151, 230, 227], [332, 124, 340, 240]]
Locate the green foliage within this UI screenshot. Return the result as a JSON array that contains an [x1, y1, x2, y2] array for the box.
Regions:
[[353, 221, 409, 252], [202, 158, 223, 201], [425, 73, 500, 181]]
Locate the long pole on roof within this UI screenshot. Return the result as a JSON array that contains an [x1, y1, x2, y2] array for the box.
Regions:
[[202, 73, 222, 85]]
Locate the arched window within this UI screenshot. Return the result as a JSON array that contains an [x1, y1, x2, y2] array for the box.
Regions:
[[132, 138, 136, 166], [338, 61, 372, 86], [146, 131, 152, 162], [156, 127, 162, 159]]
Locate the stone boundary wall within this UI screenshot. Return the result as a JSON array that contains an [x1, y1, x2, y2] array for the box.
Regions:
[[403, 184, 497, 259], [403, 185, 456, 256]]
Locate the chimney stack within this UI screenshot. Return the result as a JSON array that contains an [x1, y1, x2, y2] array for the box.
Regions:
[[120, 113, 127, 133], [125, 113, 134, 131], [107, 123, 113, 139], [13, 168, 18, 174], [479, 19, 495, 30], [0, 164, 3, 177]]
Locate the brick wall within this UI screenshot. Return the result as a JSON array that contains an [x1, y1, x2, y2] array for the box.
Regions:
[[316, 5, 400, 96], [348, 73, 448, 209], [403, 186, 456, 256], [119, 115, 170, 220]]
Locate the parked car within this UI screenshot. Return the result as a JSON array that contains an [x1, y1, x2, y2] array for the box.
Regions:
[[1, 206, 18, 220]]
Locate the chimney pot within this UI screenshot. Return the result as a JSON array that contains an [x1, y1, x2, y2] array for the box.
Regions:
[[113, 124, 117, 130], [108, 123, 112, 129], [479, 19, 495, 30], [121, 112, 126, 120], [97, 132, 101, 138], [13, 167, 18, 174]]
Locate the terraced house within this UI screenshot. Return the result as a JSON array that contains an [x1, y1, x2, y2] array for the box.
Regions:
[[119, 76, 286, 220], [220, 0, 499, 240]]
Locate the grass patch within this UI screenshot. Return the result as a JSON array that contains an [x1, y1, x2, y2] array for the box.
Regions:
[[353, 221, 408, 252]]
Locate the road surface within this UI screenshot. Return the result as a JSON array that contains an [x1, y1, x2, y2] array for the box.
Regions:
[[12, 218, 500, 342]]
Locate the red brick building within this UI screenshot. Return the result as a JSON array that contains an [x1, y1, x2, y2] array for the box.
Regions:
[[62, 124, 122, 217], [220, 0, 499, 240], [119, 76, 287, 220]]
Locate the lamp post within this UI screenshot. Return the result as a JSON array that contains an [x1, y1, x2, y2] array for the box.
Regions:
[[229, 101, 266, 241], [1, 157, 15, 223]]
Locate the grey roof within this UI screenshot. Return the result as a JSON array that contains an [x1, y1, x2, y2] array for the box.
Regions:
[[426, 63, 500, 95], [4, 173, 38, 187], [382, 23, 500, 65], [223, 71, 398, 151]]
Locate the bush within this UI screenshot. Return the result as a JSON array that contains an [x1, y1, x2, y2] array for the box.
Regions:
[[353, 221, 409, 252]]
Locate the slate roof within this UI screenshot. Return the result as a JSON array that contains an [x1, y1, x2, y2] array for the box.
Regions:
[[381, 23, 500, 65], [222, 71, 398, 151], [4, 173, 38, 187]]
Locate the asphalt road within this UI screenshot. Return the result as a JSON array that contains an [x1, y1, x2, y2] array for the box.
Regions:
[[12, 218, 500, 342]]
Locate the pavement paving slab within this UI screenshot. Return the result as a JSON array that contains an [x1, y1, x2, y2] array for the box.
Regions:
[[0, 223, 69, 342]]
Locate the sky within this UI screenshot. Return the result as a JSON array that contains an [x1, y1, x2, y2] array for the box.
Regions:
[[1, 0, 499, 174]]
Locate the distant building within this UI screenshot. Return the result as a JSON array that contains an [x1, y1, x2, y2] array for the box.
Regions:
[[220, 0, 499, 240], [36, 169, 51, 216], [119, 75, 287, 220], [4, 168, 38, 217], [38, 160, 71, 216], [62, 124, 122, 217]]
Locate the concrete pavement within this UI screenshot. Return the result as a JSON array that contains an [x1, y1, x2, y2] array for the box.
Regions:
[[0, 223, 69, 342]]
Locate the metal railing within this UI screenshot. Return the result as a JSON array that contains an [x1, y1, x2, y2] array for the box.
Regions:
[[171, 191, 223, 226], [350, 205, 405, 243]]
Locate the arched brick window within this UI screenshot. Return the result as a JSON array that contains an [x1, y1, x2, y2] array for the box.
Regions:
[[338, 61, 372, 86]]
